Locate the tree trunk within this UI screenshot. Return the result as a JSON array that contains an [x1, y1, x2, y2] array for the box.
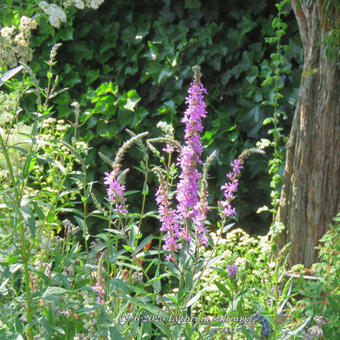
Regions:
[[277, 0, 340, 267]]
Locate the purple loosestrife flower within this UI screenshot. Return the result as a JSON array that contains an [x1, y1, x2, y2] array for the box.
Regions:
[[104, 166, 128, 214], [193, 195, 210, 246], [194, 151, 216, 246], [227, 264, 238, 277], [104, 132, 149, 214], [92, 256, 106, 304], [92, 281, 103, 294], [154, 169, 182, 261], [219, 159, 243, 218], [176, 66, 207, 240], [163, 143, 174, 154]]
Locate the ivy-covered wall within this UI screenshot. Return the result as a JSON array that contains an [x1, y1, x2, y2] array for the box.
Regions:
[[2, 0, 303, 234]]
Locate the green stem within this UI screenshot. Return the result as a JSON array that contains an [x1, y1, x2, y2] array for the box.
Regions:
[[107, 203, 114, 299], [0, 131, 33, 339], [137, 158, 149, 234], [21, 231, 33, 340], [230, 289, 234, 340], [129, 232, 173, 315], [184, 218, 225, 306], [82, 165, 89, 254], [29, 162, 69, 253]]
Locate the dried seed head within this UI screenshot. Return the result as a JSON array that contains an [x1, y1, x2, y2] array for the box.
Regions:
[[114, 131, 149, 168], [238, 148, 265, 164]]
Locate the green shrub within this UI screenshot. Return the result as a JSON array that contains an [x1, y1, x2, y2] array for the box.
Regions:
[[290, 214, 340, 339]]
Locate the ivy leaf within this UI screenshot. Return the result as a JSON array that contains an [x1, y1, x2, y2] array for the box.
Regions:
[[246, 65, 259, 83], [123, 90, 141, 111], [262, 76, 273, 86], [157, 66, 172, 84]]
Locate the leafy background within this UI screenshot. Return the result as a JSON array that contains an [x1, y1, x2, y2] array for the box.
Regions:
[[1, 0, 303, 235]]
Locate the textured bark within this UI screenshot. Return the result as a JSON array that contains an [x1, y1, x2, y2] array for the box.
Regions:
[[277, 0, 340, 267]]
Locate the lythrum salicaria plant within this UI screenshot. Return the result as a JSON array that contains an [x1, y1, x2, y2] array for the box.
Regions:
[[99, 66, 265, 339], [153, 65, 210, 262]]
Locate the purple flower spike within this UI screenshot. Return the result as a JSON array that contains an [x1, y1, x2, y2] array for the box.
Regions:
[[227, 264, 238, 277], [194, 193, 210, 246], [104, 166, 128, 215], [231, 159, 242, 175], [219, 158, 243, 218], [155, 67, 210, 259], [155, 173, 182, 261], [163, 143, 174, 154], [92, 279, 106, 304], [176, 67, 208, 242]]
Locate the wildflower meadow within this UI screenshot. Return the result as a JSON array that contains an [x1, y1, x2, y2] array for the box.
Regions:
[[0, 1, 339, 340]]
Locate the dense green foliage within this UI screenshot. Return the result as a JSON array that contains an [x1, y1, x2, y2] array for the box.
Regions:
[[291, 215, 340, 339]]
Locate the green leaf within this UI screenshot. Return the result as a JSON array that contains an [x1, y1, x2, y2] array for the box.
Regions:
[[157, 66, 172, 84], [226, 278, 235, 291], [257, 205, 270, 213], [281, 316, 312, 339], [56, 27, 74, 41], [332, 215, 340, 222], [135, 235, 154, 254], [20, 204, 35, 238], [153, 267, 161, 293], [248, 105, 260, 123], [166, 261, 179, 276], [154, 321, 172, 338], [221, 71, 232, 85], [64, 71, 82, 87], [125, 296, 166, 317], [261, 76, 273, 86], [255, 287, 274, 299], [73, 41, 94, 63], [100, 41, 114, 54], [118, 108, 134, 129], [40, 316, 52, 338], [108, 327, 127, 340], [123, 245, 133, 252], [211, 56, 222, 71], [123, 89, 141, 111], [14, 316, 23, 334], [86, 69, 100, 85], [135, 107, 149, 126], [110, 278, 131, 294], [254, 91, 263, 102], [42, 287, 67, 298], [263, 117, 272, 125], [186, 290, 203, 308], [214, 280, 231, 300], [54, 273, 71, 290], [246, 66, 258, 83], [129, 224, 138, 247]]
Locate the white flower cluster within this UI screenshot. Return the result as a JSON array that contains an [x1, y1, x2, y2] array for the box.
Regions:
[[71, 0, 105, 10], [39, 1, 67, 28], [84, 0, 105, 10], [73, 0, 86, 9], [39, 0, 105, 28], [0, 16, 37, 68]]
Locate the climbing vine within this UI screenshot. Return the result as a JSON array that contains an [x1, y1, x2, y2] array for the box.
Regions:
[[257, 0, 291, 219]]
